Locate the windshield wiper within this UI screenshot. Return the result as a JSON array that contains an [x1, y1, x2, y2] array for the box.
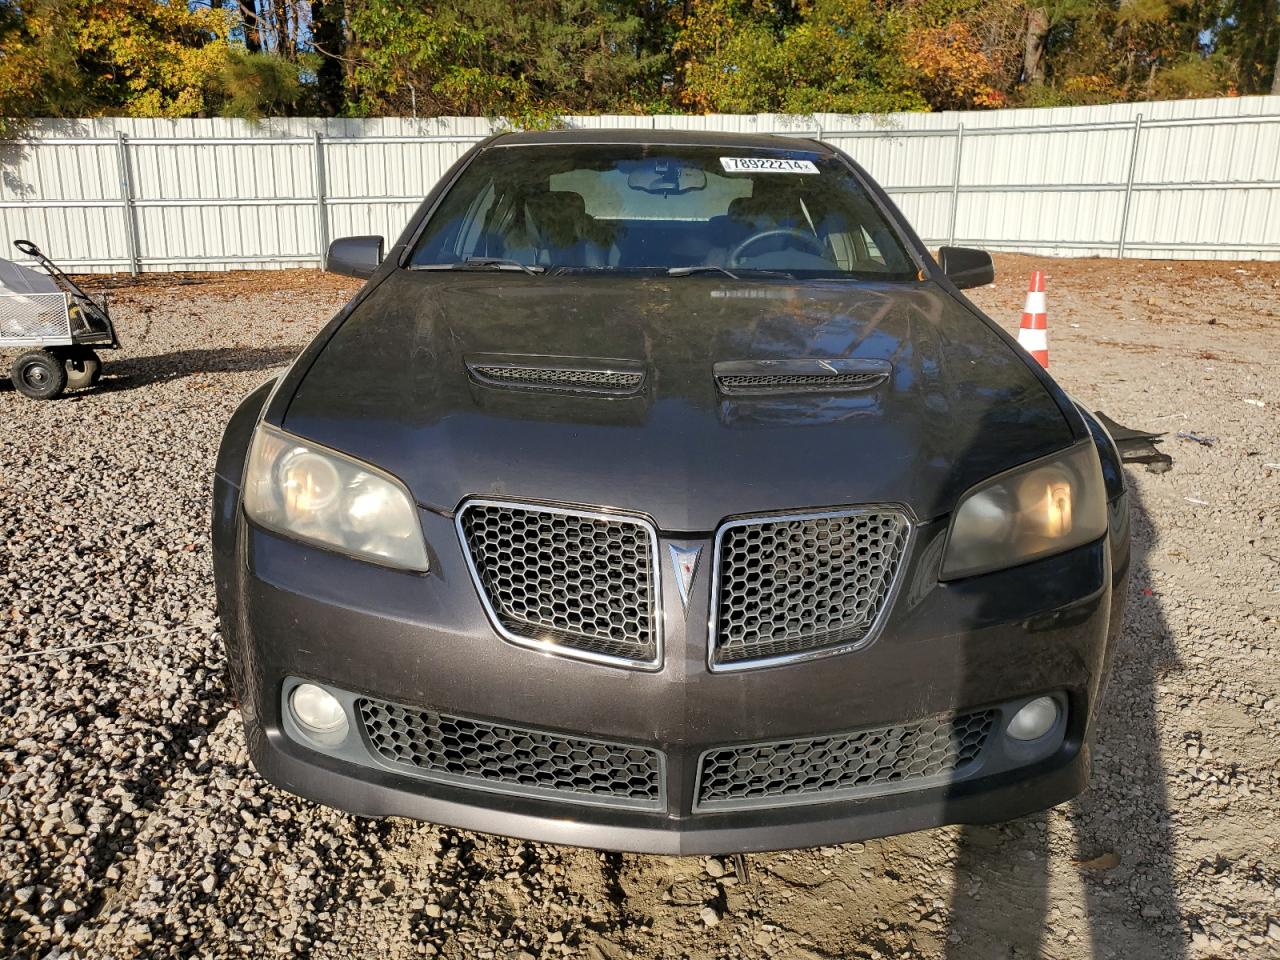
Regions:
[[667, 265, 739, 279], [666, 265, 796, 280], [414, 257, 544, 276]]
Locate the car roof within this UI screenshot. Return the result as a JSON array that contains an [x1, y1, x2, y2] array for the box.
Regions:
[[487, 127, 832, 154]]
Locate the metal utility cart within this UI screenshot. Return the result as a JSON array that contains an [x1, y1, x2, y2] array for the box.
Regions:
[[0, 240, 120, 400]]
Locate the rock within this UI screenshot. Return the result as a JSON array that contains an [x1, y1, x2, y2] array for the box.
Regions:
[[705, 858, 726, 879], [668, 882, 703, 906], [700, 906, 721, 928]]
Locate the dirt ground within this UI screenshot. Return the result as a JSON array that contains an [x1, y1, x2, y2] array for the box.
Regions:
[[1, 254, 1278, 959]]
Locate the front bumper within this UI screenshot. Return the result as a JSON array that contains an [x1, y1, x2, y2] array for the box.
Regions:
[[254, 693, 1088, 855], [214, 461, 1126, 854]]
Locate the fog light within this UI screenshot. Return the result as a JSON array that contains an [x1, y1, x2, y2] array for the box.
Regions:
[[1007, 696, 1059, 741], [290, 683, 348, 742]]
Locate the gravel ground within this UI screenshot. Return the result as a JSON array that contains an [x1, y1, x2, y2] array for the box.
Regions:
[[2, 255, 1278, 959]]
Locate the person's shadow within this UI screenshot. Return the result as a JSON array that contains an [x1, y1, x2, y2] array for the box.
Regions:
[[944, 474, 1186, 958]]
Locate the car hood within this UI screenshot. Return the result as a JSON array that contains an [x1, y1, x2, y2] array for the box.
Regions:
[[282, 271, 1073, 531]]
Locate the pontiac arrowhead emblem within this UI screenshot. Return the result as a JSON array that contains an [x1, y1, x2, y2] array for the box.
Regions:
[[669, 545, 702, 611]]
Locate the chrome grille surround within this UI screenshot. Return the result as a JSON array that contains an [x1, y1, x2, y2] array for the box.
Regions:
[[708, 507, 912, 671], [456, 499, 663, 670], [694, 709, 997, 811], [357, 696, 665, 811]]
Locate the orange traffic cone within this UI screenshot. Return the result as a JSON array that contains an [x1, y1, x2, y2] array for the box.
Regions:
[[1018, 272, 1049, 368]]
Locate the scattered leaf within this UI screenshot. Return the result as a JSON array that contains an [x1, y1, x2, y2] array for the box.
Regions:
[[1075, 851, 1121, 871]]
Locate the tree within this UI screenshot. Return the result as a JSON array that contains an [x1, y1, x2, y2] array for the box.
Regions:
[[0, 0, 1273, 119], [238, 0, 261, 51], [0, 0, 234, 117], [218, 48, 306, 117], [0, 0, 310, 120], [1274, 34, 1280, 94], [346, 0, 667, 119], [310, 0, 346, 113], [674, 0, 928, 113], [1208, 0, 1280, 95], [1024, 5, 1050, 82], [904, 20, 1008, 109]]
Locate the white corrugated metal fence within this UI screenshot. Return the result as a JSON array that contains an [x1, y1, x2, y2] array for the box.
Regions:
[[2, 96, 1278, 273]]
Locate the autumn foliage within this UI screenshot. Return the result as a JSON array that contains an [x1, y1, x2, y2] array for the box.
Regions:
[[0, 0, 1277, 123], [904, 22, 1008, 110]]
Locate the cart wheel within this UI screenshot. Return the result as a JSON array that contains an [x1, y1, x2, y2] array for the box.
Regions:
[[63, 348, 102, 390], [10, 349, 68, 400]]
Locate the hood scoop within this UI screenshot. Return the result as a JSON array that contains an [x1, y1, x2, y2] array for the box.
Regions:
[[714, 359, 892, 397], [466, 353, 646, 396]]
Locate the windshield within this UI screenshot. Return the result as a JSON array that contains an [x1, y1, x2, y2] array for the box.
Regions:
[[408, 144, 917, 280]]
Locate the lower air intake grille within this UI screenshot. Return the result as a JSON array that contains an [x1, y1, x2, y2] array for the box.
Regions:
[[711, 509, 910, 668], [695, 710, 997, 811], [458, 500, 660, 667], [357, 698, 664, 810]]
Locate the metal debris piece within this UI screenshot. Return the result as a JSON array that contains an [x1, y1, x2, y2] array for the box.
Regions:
[[1094, 412, 1174, 474], [1176, 431, 1217, 447]]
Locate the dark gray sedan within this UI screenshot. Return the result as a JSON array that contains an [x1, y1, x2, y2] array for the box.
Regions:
[[212, 129, 1129, 854]]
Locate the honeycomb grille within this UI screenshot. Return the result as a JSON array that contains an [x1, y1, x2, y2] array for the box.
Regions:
[[716, 371, 887, 395], [711, 510, 910, 667], [458, 501, 660, 666], [469, 363, 644, 394], [358, 698, 664, 810], [695, 710, 997, 810]]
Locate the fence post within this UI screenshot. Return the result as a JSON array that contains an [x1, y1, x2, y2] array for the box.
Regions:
[[313, 130, 329, 267], [1117, 113, 1144, 258], [114, 131, 140, 276], [948, 123, 964, 246]]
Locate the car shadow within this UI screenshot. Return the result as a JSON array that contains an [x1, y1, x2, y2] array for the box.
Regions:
[[93, 345, 301, 392], [943, 475, 1186, 957]]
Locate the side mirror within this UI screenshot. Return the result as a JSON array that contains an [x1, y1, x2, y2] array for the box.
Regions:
[[937, 246, 995, 290], [326, 236, 384, 279]]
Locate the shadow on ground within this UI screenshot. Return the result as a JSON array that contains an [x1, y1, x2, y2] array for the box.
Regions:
[[2, 345, 299, 397], [102, 346, 299, 393], [944, 476, 1185, 958]]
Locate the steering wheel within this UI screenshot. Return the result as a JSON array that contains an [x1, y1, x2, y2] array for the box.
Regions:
[[728, 228, 826, 267]]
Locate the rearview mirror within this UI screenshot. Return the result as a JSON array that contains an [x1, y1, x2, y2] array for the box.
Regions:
[[938, 246, 995, 289], [626, 160, 707, 195], [326, 236, 384, 279]]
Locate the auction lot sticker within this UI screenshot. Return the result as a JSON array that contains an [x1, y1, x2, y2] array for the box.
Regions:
[[720, 157, 820, 174]]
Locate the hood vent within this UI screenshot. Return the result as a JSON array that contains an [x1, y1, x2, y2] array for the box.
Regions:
[[714, 359, 892, 396], [466, 354, 646, 396]]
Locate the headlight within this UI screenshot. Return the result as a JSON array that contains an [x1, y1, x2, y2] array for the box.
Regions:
[[941, 441, 1107, 580], [243, 424, 429, 571]]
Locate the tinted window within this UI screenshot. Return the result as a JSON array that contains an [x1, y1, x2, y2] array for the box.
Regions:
[[409, 144, 916, 279]]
